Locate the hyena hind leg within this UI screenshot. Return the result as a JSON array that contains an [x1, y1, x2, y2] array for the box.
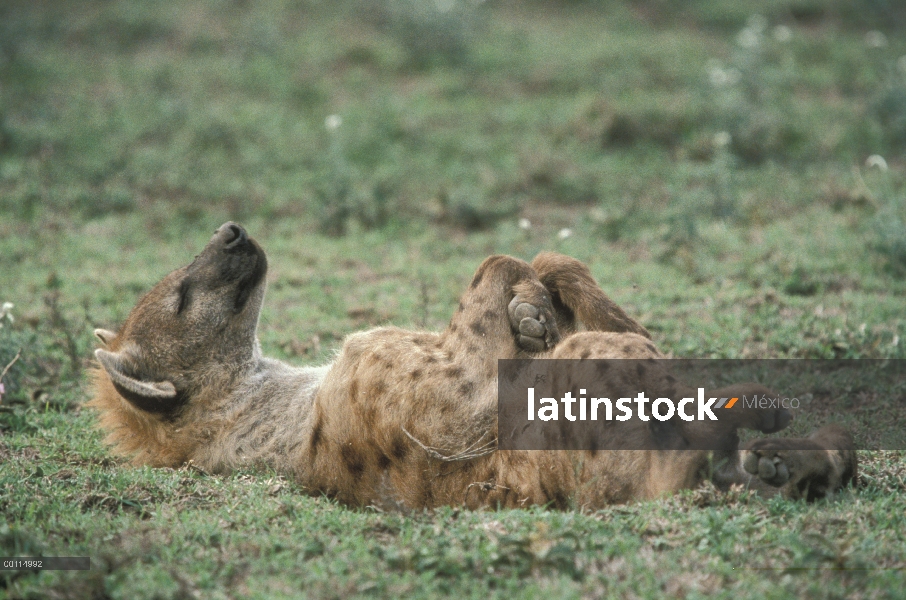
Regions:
[[530, 252, 651, 339]]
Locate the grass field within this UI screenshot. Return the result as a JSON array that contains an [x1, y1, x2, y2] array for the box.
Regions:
[[1, 0, 906, 597]]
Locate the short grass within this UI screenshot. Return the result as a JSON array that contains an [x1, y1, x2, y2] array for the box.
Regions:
[[1, 0, 905, 597]]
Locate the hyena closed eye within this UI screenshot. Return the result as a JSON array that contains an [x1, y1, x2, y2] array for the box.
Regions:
[[90, 222, 856, 508]]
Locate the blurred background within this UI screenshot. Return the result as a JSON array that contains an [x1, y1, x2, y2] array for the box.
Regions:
[[1, 0, 905, 405]]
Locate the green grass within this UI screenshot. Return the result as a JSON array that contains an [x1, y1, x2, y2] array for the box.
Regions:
[[1, 0, 906, 597]]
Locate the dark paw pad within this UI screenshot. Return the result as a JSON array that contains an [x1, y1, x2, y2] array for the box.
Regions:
[[508, 295, 560, 352], [741, 447, 791, 487]]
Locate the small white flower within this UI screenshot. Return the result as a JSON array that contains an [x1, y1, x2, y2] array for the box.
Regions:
[[707, 62, 741, 87], [866, 154, 888, 171], [864, 31, 887, 48], [518, 217, 532, 230], [557, 228, 573, 240], [324, 114, 342, 131], [893, 335, 900, 347], [737, 27, 761, 49], [747, 14, 768, 34], [773, 25, 792, 42], [713, 131, 732, 148], [0, 302, 12, 326], [859, 323, 867, 334]]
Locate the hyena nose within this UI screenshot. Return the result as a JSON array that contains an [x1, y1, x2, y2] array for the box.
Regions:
[[217, 222, 247, 248]]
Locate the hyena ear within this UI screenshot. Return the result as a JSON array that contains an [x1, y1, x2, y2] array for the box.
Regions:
[[95, 348, 178, 407], [94, 329, 118, 347]]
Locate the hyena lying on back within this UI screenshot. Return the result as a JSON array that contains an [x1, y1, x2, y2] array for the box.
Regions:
[[90, 223, 856, 508]]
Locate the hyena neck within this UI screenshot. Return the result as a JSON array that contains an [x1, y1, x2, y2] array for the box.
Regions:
[[194, 357, 330, 474]]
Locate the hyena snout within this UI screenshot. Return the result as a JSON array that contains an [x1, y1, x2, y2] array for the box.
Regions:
[[219, 222, 246, 247], [182, 222, 268, 316], [200, 222, 267, 284]]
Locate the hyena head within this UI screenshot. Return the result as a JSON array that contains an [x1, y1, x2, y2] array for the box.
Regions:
[[94, 222, 267, 415]]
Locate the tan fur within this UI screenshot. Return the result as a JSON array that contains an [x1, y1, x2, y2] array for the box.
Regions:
[[89, 223, 857, 509]]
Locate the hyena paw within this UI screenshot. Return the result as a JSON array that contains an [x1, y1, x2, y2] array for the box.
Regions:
[[508, 294, 560, 352], [742, 427, 855, 500], [741, 443, 792, 487]]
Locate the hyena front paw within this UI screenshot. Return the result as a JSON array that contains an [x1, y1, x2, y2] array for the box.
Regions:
[[508, 294, 560, 352], [742, 426, 856, 500], [741, 444, 792, 487]]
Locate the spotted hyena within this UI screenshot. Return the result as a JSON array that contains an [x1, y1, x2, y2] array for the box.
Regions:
[[90, 223, 856, 508]]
